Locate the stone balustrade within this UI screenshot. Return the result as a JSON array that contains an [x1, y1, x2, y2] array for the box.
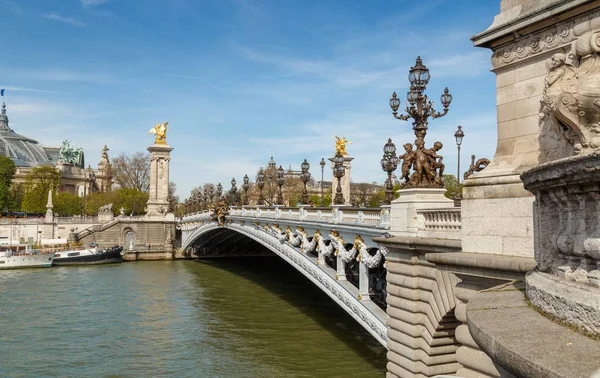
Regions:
[[415, 208, 462, 240], [184, 206, 391, 229]]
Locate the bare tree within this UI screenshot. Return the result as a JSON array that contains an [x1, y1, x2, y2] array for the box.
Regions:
[[111, 152, 150, 192]]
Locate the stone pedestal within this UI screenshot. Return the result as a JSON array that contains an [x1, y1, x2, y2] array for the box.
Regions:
[[329, 156, 353, 206], [390, 188, 454, 236], [146, 143, 173, 218]]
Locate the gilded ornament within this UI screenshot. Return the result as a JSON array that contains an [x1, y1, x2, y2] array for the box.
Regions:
[[149, 122, 168, 144], [334, 136, 352, 156]]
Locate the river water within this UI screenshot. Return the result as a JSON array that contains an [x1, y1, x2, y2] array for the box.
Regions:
[[0, 258, 386, 377]]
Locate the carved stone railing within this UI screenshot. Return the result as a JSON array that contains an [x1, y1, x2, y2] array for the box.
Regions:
[[415, 208, 462, 240], [186, 206, 391, 229]]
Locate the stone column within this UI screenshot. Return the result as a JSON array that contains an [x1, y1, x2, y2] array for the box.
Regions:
[[329, 156, 353, 206], [146, 142, 173, 218], [42, 190, 54, 240], [390, 188, 454, 237]]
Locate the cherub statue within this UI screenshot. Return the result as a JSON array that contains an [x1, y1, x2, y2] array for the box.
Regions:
[[424, 141, 444, 185], [398, 143, 415, 184], [334, 136, 352, 156], [149, 122, 168, 144]]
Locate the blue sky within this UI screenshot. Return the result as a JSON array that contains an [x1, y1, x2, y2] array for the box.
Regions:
[[0, 0, 500, 197]]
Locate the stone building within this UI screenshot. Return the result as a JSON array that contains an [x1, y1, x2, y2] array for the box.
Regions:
[[0, 102, 112, 196]]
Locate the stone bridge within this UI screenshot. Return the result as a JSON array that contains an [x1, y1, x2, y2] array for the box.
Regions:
[[180, 206, 392, 347]]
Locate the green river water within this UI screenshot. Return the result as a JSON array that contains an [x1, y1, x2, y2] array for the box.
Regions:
[[0, 258, 387, 377]]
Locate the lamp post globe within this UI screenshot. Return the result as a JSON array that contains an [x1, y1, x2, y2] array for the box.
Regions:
[[381, 138, 399, 205], [276, 165, 285, 205], [230, 178, 238, 205], [332, 152, 346, 205], [300, 159, 311, 205], [257, 168, 265, 206]]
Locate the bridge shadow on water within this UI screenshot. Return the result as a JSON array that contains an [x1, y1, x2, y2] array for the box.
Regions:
[[189, 254, 387, 374]]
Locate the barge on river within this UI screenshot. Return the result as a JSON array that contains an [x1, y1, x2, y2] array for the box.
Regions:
[[53, 245, 124, 266]]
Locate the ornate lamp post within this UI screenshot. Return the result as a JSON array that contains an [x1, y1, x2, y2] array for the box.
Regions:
[[300, 159, 311, 205], [332, 152, 346, 205], [230, 178, 238, 205], [454, 125, 465, 206], [257, 168, 265, 206], [319, 158, 325, 207], [209, 185, 214, 204], [276, 166, 285, 205], [216, 183, 223, 200], [242, 174, 250, 206], [203, 188, 208, 209], [184, 198, 190, 214], [389, 57, 452, 188], [381, 138, 400, 204]]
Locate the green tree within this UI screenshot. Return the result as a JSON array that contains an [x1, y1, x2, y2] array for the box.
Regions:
[[442, 175, 461, 199], [0, 156, 16, 212], [22, 166, 61, 213], [54, 192, 83, 216], [111, 188, 149, 215], [84, 191, 109, 215], [8, 183, 24, 212]]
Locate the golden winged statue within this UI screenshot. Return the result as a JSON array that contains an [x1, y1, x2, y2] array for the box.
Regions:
[[334, 136, 352, 156], [149, 122, 168, 144]]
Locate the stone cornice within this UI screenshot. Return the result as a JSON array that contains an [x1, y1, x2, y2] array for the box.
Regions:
[[489, 7, 600, 69]]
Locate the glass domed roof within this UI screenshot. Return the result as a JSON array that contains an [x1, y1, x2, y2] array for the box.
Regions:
[[0, 103, 53, 167]]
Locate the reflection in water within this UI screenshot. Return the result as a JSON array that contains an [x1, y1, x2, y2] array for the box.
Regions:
[[0, 258, 386, 377]]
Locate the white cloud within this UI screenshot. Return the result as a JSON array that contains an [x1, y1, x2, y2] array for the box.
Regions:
[[42, 12, 86, 27]]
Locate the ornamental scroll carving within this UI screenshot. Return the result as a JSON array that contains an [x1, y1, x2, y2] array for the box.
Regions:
[[541, 28, 600, 155]]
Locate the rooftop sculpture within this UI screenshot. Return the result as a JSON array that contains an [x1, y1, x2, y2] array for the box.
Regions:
[[149, 122, 168, 144]]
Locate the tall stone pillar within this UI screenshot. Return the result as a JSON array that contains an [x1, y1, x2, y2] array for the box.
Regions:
[[146, 142, 173, 218], [329, 156, 353, 206]]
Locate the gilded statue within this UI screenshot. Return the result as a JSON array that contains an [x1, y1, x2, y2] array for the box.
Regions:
[[149, 122, 168, 144], [334, 136, 352, 156]]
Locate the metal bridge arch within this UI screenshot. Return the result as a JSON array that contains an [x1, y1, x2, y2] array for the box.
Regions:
[[182, 220, 388, 347]]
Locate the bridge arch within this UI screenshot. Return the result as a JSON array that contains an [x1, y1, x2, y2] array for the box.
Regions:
[[182, 221, 388, 347]]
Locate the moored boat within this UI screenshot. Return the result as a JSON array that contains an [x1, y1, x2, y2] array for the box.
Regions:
[[0, 245, 54, 269], [52, 245, 124, 266]]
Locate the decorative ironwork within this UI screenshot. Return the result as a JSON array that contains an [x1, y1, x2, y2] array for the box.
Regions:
[[216, 183, 223, 199], [464, 155, 490, 180], [230, 178, 238, 206], [242, 174, 250, 206], [389, 57, 452, 188], [380, 138, 399, 204], [276, 165, 285, 205], [257, 168, 265, 206], [300, 159, 311, 204], [333, 152, 345, 205]]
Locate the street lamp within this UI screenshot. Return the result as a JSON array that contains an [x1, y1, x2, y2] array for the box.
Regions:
[[209, 185, 214, 204], [454, 125, 465, 206], [242, 174, 250, 206], [276, 166, 285, 205], [231, 178, 237, 206], [203, 188, 209, 209], [381, 138, 399, 205], [389, 56, 452, 188], [216, 183, 223, 200], [333, 152, 346, 205], [300, 159, 311, 205], [319, 158, 325, 207], [257, 168, 265, 206]]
